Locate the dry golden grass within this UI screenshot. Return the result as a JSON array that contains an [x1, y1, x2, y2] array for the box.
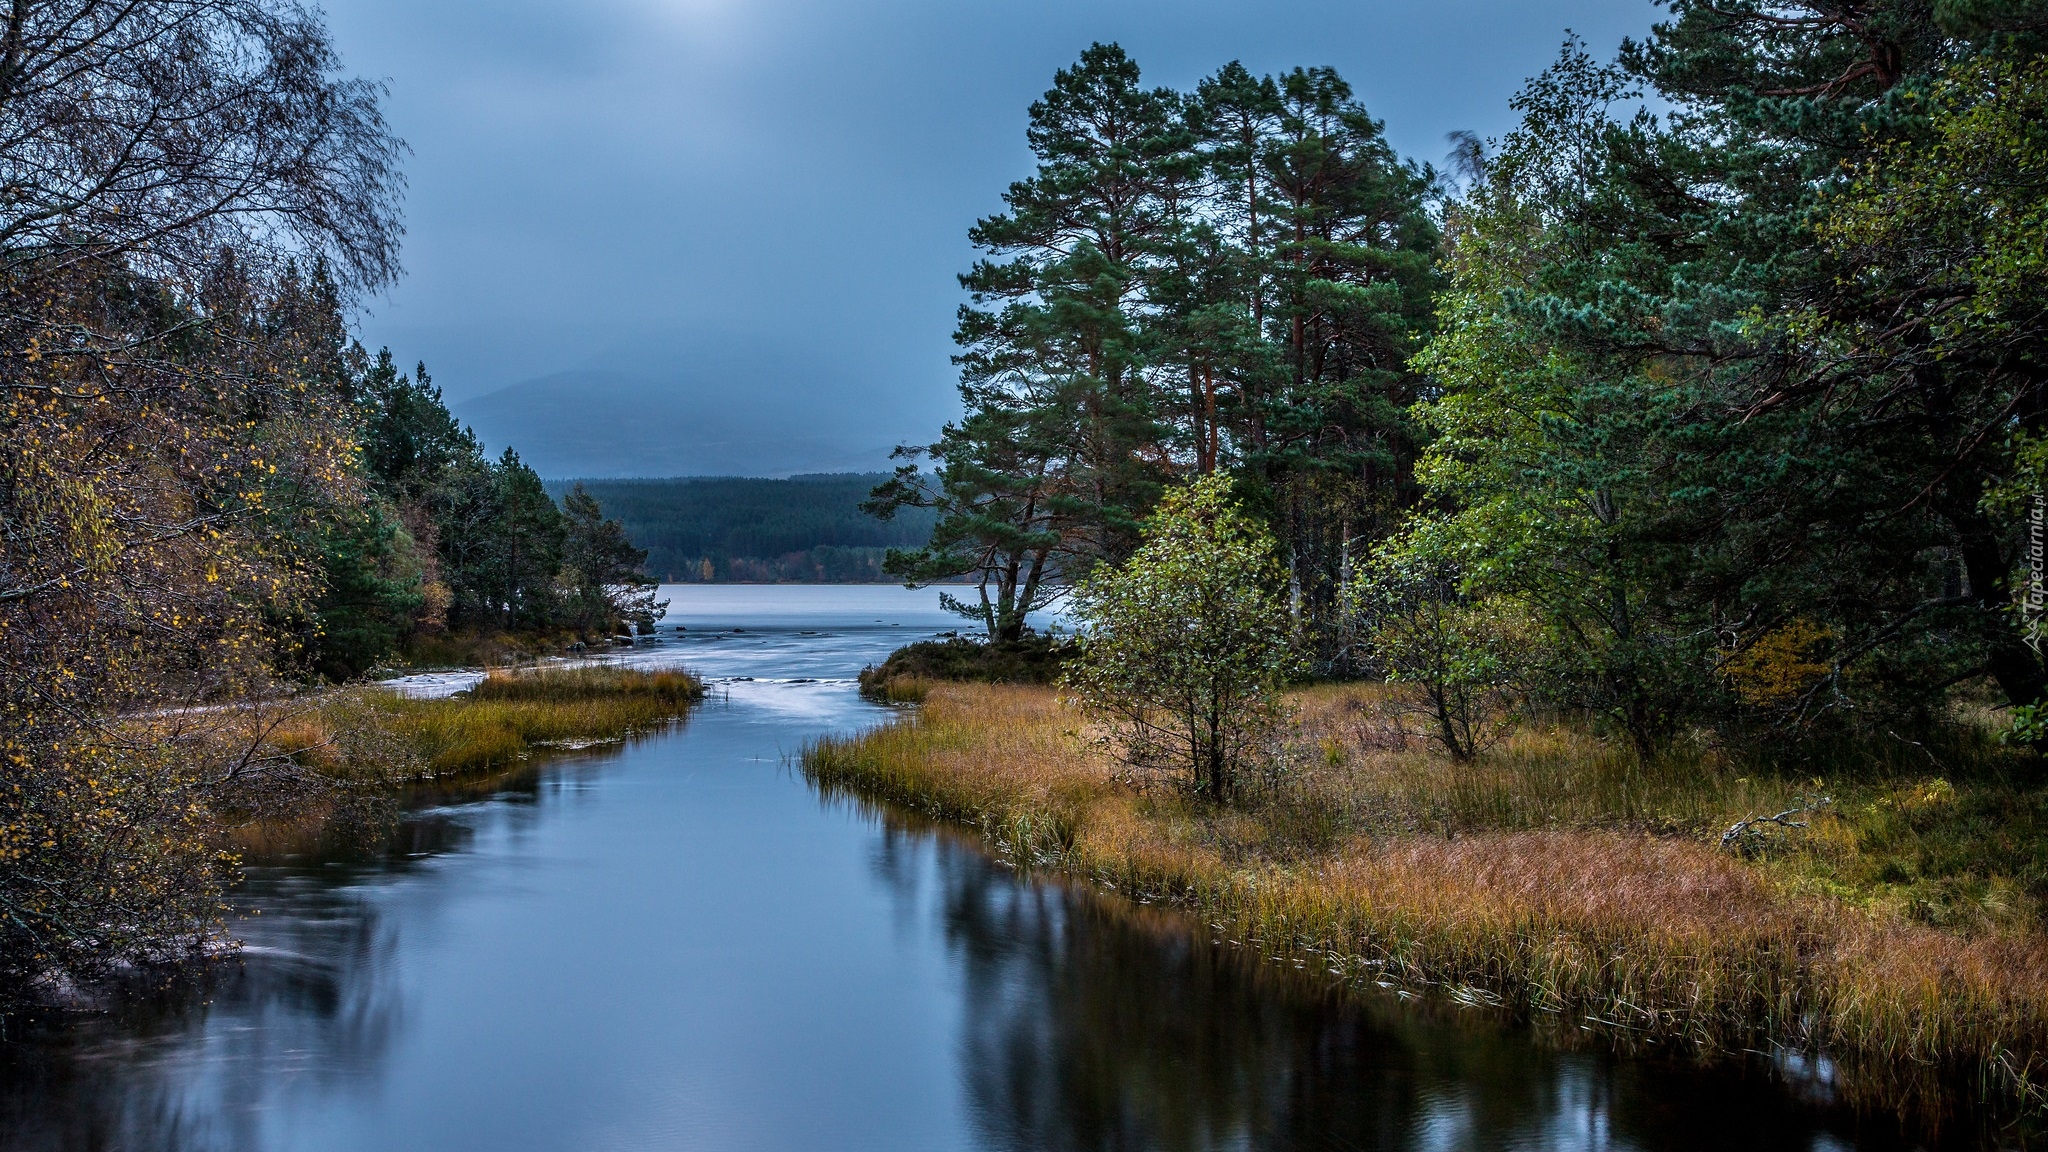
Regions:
[[263, 665, 706, 781], [804, 680, 2048, 1119]]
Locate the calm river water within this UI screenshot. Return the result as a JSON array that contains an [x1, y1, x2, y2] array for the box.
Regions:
[[0, 587, 1967, 1150]]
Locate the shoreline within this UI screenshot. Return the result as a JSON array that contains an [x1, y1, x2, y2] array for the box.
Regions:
[[211, 665, 708, 855], [802, 681, 2048, 1133], [287, 665, 707, 782]]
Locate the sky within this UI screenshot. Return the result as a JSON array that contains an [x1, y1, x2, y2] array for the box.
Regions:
[[323, 0, 1663, 474]]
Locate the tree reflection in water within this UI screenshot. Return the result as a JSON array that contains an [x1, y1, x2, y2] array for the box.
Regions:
[[0, 797, 500, 1152], [0, 737, 1982, 1152], [877, 820, 1935, 1152]]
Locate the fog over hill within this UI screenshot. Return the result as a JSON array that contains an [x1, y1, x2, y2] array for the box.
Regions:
[[453, 367, 920, 479]]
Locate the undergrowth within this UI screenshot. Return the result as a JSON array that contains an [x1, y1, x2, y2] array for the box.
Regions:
[[857, 634, 1077, 699], [393, 629, 594, 671]]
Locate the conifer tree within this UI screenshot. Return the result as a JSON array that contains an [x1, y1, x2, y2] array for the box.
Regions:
[[1244, 67, 1438, 670], [876, 48, 1438, 657], [873, 43, 1189, 636], [562, 483, 666, 634], [1406, 6, 2048, 744]]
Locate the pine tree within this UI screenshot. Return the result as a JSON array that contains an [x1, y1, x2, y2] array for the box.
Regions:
[[307, 499, 427, 679], [562, 483, 666, 633], [1248, 67, 1438, 671], [873, 43, 1191, 637], [875, 49, 1439, 657], [1187, 62, 1287, 464]]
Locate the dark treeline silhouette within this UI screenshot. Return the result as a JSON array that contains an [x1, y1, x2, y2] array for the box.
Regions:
[[558, 475, 937, 583]]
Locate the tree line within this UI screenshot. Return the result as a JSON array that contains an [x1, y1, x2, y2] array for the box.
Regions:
[[317, 350, 663, 678], [559, 475, 938, 583], [0, 0, 652, 1005], [878, 3, 2048, 758]]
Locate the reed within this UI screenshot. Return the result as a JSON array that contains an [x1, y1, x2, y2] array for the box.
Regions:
[[469, 665, 703, 704], [276, 666, 705, 780], [803, 681, 2048, 1123]]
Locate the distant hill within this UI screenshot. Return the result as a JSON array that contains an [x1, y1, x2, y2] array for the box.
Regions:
[[455, 369, 910, 479], [550, 474, 938, 583]]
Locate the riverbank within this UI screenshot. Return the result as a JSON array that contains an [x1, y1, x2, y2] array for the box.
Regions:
[[286, 666, 706, 781], [802, 681, 2048, 1126]]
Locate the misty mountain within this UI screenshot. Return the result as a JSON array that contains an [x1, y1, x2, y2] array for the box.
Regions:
[[452, 369, 917, 479]]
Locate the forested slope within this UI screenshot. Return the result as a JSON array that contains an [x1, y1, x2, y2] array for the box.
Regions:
[[553, 475, 937, 582]]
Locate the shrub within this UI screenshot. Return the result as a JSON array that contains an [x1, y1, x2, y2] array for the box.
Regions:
[[1065, 476, 1297, 801], [1353, 543, 1524, 760], [857, 633, 1077, 698]]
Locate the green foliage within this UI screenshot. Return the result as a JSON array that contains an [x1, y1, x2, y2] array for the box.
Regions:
[[1828, 51, 2048, 531], [857, 634, 1078, 697], [1066, 476, 1298, 799], [308, 499, 428, 680], [1406, 11, 2048, 752], [1226, 68, 1440, 670], [486, 449, 565, 630], [353, 352, 480, 504], [1354, 538, 1524, 760], [1405, 40, 1721, 755], [871, 44, 1180, 641], [2006, 702, 2048, 748], [336, 355, 658, 655], [875, 45, 1438, 662], [559, 483, 665, 633]]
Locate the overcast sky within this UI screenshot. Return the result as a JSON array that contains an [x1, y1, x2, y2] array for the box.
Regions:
[[323, 0, 1662, 458]]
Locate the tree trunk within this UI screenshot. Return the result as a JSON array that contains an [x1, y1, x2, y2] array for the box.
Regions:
[[1206, 707, 1226, 802]]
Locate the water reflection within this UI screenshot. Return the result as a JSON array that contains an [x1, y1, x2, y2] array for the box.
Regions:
[[875, 823, 1938, 1152], [3, 879, 403, 1151], [0, 757, 585, 1152], [0, 588, 1993, 1152]]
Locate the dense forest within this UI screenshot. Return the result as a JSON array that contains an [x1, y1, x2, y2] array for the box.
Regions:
[[875, 9, 2048, 754], [551, 475, 937, 582], [317, 353, 664, 675], [0, 0, 660, 1001]]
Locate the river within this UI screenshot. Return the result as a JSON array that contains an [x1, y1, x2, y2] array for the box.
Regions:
[[0, 587, 1959, 1150]]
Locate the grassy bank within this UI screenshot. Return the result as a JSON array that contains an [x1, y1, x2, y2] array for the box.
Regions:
[[803, 681, 2048, 1125], [268, 665, 705, 781]]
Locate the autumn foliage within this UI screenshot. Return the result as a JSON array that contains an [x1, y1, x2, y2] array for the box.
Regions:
[[0, 0, 402, 1006]]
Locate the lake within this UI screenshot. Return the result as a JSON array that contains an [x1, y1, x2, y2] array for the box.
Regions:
[[0, 586, 1954, 1150]]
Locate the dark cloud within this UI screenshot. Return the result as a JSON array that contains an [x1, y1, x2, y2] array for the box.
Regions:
[[326, 0, 1658, 474]]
